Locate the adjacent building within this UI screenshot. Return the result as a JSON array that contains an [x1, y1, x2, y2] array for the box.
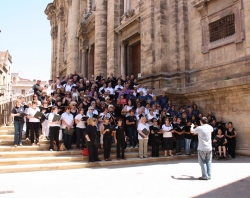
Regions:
[[11, 73, 47, 97], [0, 51, 12, 105], [45, 0, 250, 154]]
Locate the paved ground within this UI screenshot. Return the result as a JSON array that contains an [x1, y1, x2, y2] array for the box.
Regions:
[[0, 156, 250, 198]]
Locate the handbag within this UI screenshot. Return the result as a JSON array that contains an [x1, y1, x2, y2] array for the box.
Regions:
[[64, 128, 74, 135], [82, 148, 88, 156]]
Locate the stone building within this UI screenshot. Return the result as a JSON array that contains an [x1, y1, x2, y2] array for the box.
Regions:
[[0, 51, 13, 105], [45, 0, 250, 154]]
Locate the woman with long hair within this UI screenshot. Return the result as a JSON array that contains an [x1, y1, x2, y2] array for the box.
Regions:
[[225, 122, 237, 158], [101, 117, 113, 161], [84, 117, 101, 162]]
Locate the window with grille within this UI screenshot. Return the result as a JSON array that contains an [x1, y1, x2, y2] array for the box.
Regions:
[[209, 14, 235, 42]]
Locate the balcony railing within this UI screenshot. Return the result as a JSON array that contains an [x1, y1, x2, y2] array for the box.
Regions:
[[0, 94, 33, 126]]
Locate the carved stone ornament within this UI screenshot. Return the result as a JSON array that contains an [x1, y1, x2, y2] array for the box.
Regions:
[[50, 26, 58, 39], [57, 7, 64, 21], [67, 0, 72, 6], [191, 0, 210, 17]]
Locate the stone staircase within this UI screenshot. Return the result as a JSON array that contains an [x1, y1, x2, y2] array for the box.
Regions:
[[0, 125, 196, 174]]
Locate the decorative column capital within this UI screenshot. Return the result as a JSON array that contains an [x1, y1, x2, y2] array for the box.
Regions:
[[67, 0, 72, 6], [57, 7, 64, 21], [120, 41, 128, 46], [51, 26, 58, 39]]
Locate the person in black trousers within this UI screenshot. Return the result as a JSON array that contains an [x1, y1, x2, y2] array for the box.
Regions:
[[114, 118, 126, 160], [150, 118, 161, 157], [225, 122, 237, 158], [47, 106, 60, 151], [101, 117, 113, 161], [84, 117, 101, 162]]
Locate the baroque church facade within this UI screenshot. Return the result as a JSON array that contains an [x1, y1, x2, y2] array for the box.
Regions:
[[45, 0, 250, 154]]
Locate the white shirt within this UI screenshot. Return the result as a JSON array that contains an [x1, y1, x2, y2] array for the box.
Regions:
[[75, 114, 86, 128], [193, 124, 213, 151], [48, 113, 60, 127], [61, 112, 74, 129], [27, 107, 40, 122], [106, 87, 114, 95], [162, 124, 173, 138], [64, 83, 76, 92], [115, 85, 123, 91], [137, 122, 149, 140]]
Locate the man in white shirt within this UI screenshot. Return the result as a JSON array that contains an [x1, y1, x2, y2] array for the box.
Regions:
[[106, 83, 115, 95], [64, 79, 76, 92], [191, 117, 213, 180], [114, 81, 124, 92]]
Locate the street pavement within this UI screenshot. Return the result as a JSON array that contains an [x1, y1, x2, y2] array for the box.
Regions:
[[0, 155, 250, 198]]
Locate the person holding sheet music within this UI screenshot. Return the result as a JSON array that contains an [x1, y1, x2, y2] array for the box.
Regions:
[[137, 117, 150, 158], [11, 99, 25, 147], [75, 108, 87, 150], [48, 106, 61, 151], [26, 101, 42, 146]]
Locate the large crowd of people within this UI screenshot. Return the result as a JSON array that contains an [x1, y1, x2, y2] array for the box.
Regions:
[[11, 72, 237, 162]]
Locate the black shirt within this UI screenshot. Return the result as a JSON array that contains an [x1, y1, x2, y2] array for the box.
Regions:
[[184, 126, 192, 139], [175, 124, 185, 140], [11, 106, 24, 122], [126, 115, 137, 129], [84, 125, 97, 143]]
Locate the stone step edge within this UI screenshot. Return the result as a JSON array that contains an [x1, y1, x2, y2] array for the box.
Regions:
[[0, 155, 196, 174]]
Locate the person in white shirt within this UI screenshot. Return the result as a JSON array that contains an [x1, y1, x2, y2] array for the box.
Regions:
[[75, 108, 87, 149], [137, 117, 149, 158], [191, 117, 213, 180], [26, 101, 41, 146], [114, 81, 123, 92], [106, 83, 115, 95], [48, 106, 61, 151], [161, 118, 174, 157], [64, 79, 76, 92], [61, 106, 74, 150]]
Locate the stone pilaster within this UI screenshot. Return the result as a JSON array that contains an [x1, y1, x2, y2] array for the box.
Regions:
[[81, 48, 87, 77], [94, 0, 107, 77], [140, 0, 155, 77], [88, 45, 94, 78], [56, 6, 65, 78], [50, 25, 58, 80], [107, 0, 122, 75], [120, 41, 127, 78], [67, 0, 80, 74]]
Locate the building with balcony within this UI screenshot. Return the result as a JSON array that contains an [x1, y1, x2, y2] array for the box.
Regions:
[[11, 73, 47, 97], [0, 51, 12, 105]]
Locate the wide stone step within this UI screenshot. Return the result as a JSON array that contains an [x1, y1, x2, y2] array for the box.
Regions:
[[0, 150, 82, 158], [0, 156, 84, 166], [0, 126, 14, 130], [0, 145, 144, 153], [0, 139, 61, 145], [0, 155, 196, 174], [0, 130, 15, 135]]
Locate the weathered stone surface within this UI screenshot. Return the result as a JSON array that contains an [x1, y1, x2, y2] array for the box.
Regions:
[[45, 0, 250, 152]]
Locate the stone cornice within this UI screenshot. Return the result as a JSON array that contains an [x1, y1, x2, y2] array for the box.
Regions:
[[115, 13, 140, 33], [45, 3, 56, 20]]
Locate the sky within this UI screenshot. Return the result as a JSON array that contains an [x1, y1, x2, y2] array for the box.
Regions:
[[0, 0, 52, 81]]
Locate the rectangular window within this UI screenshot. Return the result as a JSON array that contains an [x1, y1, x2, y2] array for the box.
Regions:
[[209, 14, 235, 42], [21, 89, 25, 95]]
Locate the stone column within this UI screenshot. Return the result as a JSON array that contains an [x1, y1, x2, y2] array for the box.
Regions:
[[120, 41, 127, 78], [50, 26, 58, 79], [67, 0, 80, 74], [56, 7, 65, 78], [94, 0, 107, 77], [88, 45, 94, 78], [82, 48, 87, 77]]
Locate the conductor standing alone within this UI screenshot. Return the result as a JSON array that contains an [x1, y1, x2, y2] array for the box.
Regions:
[[191, 117, 213, 180]]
